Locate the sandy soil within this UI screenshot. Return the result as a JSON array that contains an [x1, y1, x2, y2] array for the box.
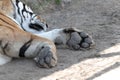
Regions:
[[0, 0, 120, 80]]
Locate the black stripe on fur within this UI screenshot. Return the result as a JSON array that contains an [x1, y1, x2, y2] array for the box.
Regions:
[[19, 39, 33, 57]]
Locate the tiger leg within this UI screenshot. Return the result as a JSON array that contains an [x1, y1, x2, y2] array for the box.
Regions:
[[0, 30, 57, 68], [14, 36, 57, 68], [36, 27, 95, 50], [0, 12, 57, 68], [30, 36, 57, 68]]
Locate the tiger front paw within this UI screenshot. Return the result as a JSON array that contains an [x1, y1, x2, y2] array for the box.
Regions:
[[34, 47, 57, 68], [64, 28, 95, 50]]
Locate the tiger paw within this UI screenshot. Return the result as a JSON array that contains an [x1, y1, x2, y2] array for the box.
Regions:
[[34, 47, 57, 68], [64, 28, 95, 50]]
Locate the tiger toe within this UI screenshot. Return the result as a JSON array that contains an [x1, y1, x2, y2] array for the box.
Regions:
[[34, 47, 57, 68]]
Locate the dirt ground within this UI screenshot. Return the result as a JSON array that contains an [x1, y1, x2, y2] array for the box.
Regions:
[[0, 0, 120, 80]]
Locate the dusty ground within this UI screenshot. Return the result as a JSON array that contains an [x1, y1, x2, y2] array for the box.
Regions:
[[0, 0, 120, 80]]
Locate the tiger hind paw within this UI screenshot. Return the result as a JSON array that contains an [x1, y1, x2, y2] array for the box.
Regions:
[[64, 28, 95, 50]]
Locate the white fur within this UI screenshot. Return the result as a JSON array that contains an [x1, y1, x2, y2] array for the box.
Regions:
[[12, 1, 68, 45], [25, 5, 33, 13], [0, 54, 12, 65], [13, 0, 47, 34], [35, 29, 63, 41]]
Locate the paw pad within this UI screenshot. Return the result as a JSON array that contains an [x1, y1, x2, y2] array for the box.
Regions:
[[67, 31, 94, 50], [67, 32, 82, 50], [34, 47, 57, 68]]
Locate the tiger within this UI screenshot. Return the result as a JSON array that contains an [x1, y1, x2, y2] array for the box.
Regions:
[[0, 0, 94, 68]]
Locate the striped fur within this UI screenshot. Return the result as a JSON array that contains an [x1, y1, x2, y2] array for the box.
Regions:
[[0, 0, 48, 33], [0, 0, 57, 68], [0, 0, 94, 68]]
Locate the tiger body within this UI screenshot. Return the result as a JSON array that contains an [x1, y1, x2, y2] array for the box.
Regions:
[[0, 0, 94, 68], [0, 0, 57, 67]]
